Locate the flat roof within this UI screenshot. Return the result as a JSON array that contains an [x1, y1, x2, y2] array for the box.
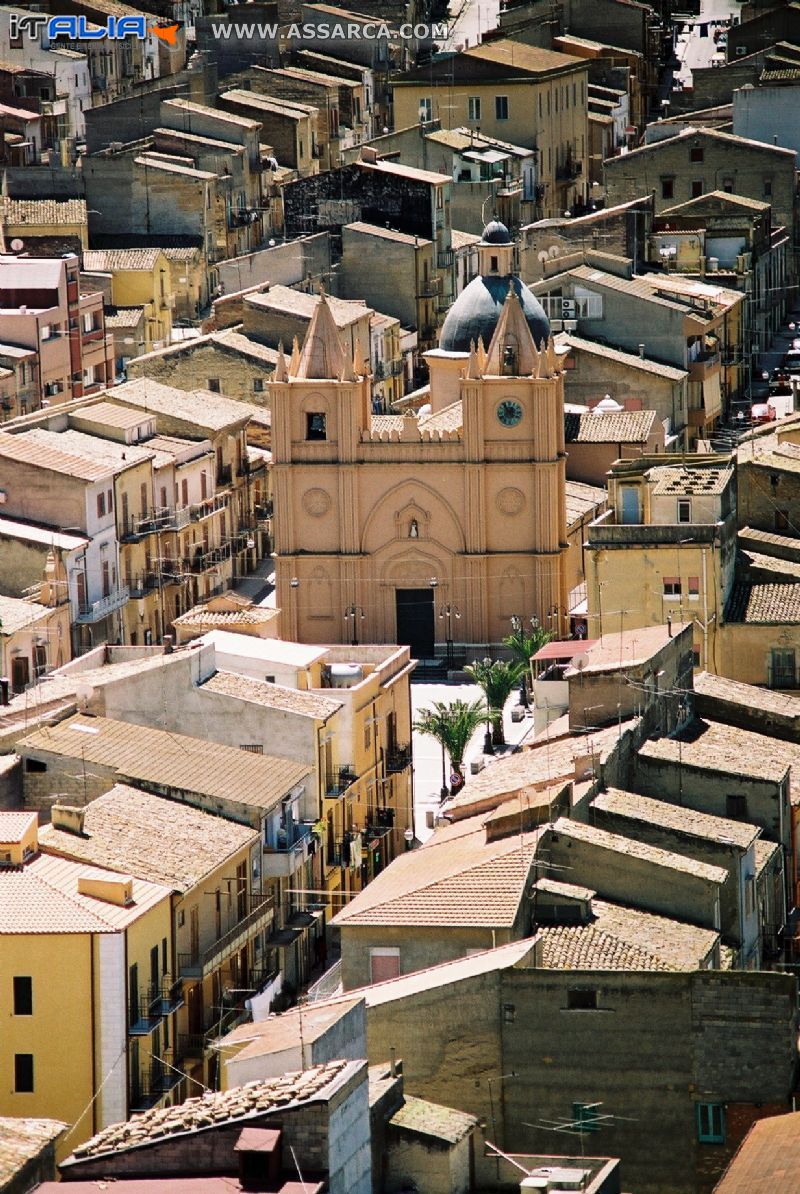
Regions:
[[533, 639, 599, 661], [200, 629, 328, 668], [0, 515, 87, 550]]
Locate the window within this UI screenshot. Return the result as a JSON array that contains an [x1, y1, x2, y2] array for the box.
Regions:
[[770, 648, 797, 690], [572, 1102, 600, 1131], [502, 1002, 516, 1023], [14, 1054, 34, 1093], [306, 412, 327, 441], [567, 988, 598, 1010], [13, 977, 32, 1016], [495, 95, 509, 120], [490, 255, 498, 271], [97, 492, 106, 518], [691, 180, 704, 198], [692, 647, 701, 668], [83, 365, 95, 386], [419, 97, 432, 122], [678, 499, 691, 523], [764, 178, 772, 198], [722, 177, 734, 193], [364, 720, 371, 751], [688, 576, 700, 596], [40, 325, 51, 341], [369, 948, 400, 983], [745, 877, 755, 917], [468, 96, 481, 121], [663, 577, 682, 596], [690, 146, 704, 163], [696, 1102, 725, 1144], [775, 509, 789, 532], [25, 758, 46, 773], [727, 793, 748, 819], [253, 378, 264, 393], [82, 311, 93, 333], [207, 378, 221, 393]]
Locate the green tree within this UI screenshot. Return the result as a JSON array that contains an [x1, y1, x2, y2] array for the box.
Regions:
[[464, 657, 526, 746], [413, 698, 488, 796], [503, 623, 554, 705]]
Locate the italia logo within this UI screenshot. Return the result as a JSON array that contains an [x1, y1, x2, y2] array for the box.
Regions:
[[9, 14, 181, 43]]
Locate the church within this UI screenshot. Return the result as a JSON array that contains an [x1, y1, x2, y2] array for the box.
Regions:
[[270, 221, 569, 657]]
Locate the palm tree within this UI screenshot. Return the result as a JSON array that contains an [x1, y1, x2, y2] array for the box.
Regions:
[[413, 698, 488, 798], [503, 623, 554, 707], [465, 657, 526, 747]]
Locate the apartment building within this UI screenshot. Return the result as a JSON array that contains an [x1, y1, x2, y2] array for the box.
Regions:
[[218, 89, 319, 178], [39, 786, 266, 1097], [0, 593, 71, 693], [0, 255, 113, 407], [0, 10, 91, 143], [0, 197, 88, 256], [392, 39, 590, 220], [585, 457, 737, 672], [249, 63, 369, 169], [0, 810, 173, 1147]]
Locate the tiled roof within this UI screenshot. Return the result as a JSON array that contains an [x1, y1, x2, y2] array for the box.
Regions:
[[739, 526, 800, 560], [754, 837, 780, 878], [104, 306, 145, 329], [741, 550, 800, 582], [221, 999, 362, 1060], [18, 714, 311, 811], [370, 414, 405, 433], [540, 265, 709, 318], [591, 787, 759, 849], [0, 851, 170, 935], [162, 247, 201, 261], [725, 580, 800, 624], [693, 670, 800, 718], [661, 190, 771, 215], [465, 38, 583, 75], [419, 400, 463, 433], [214, 329, 279, 366], [565, 408, 656, 444], [2, 197, 87, 225], [651, 465, 732, 495], [332, 822, 540, 928], [0, 1118, 66, 1189], [0, 593, 52, 636], [39, 783, 258, 893], [613, 124, 797, 162], [0, 810, 37, 842], [173, 607, 279, 628], [247, 285, 370, 327], [638, 717, 799, 785], [556, 332, 688, 380], [71, 400, 151, 430], [104, 379, 255, 431], [24, 428, 160, 470], [565, 479, 607, 524], [358, 158, 450, 186], [389, 1097, 477, 1145], [551, 817, 729, 883], [69, 1061, 355, 1160], [83, 249, 164, 272], [201, 670, 343, 720], [451, 229, 482, 250], [714, 1110, 800, 1193], [345, 220, 430, 246], [538, 923, 672, 970], [0, 431, 114, 482]]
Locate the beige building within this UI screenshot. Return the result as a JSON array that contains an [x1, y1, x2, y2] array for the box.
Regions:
[[82, 248, 173, 353], [125, 329, 279, 407], [585, 456, 738, 672], [0, 594, 71, 694], [392, 40, 590, 219], [271, 221, 570, 656]]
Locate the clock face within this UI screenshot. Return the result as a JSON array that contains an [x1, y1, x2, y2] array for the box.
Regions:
[[496, 399, 523, 427]]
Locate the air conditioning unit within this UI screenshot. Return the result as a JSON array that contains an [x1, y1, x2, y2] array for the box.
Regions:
[[564, 319, 578, 331], [561, 299, 576, 318], [550, 318, 564, 332]]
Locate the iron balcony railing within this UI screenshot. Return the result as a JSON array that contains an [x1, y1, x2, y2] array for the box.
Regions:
[[385, 746, 412, 773], [76, 586, 129, 624], [178, 893, 274, 981], [326, 765, 356, 798]]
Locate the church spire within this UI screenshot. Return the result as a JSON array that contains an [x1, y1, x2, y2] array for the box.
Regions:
[[484, 282, 540, 376], [274, 341, 287, 383], [289, 336, 301, 377], [294, 288, 346, 380]]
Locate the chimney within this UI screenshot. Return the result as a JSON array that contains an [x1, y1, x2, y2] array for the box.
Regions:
[[667, 614, 672, 638], [163, 634, 174, 655], [0, 678, 9, 706], [51, 804, 86, 836], [638, 343, 645, 358]]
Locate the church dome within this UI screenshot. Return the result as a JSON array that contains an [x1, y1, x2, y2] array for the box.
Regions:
[[439, 273, 551, 354], [481, 219, 512, 244]]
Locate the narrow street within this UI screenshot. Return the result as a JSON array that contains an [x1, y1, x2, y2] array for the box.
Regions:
[[443, 0, 500, 52]]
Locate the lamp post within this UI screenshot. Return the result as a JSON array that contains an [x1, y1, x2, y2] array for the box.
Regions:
[[439, 602, 461, 669], [344, 604, 365, 646]]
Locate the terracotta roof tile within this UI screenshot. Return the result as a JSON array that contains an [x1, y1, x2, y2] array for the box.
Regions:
[[638, 717, 798, 786], [2, 197, 86, 225], [0, 1118, 66, 1188], [201, 670, 342, 720], [591, 787, 759, 849], [725, 580, 800, 624], [389, 1097, 477, 1144], [565, 409, 656, 444]]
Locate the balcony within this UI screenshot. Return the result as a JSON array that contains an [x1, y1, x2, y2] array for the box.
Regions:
[[128, 976, 183, 1035], [128, 571, 159, 598], [217, 464, 233, 486], [437, 249, 454, 268], [688, 352, 721, 382], [386, 746, 411, 773], [130, 1060, 182, 1111], [254, 500, 273, 522], [418, 278, 442, 298], [556, 159, 582, 182], [76, 586, 129, 624], [326, 765, 356, 799], [190, 493, 227, 522], [263, 822, 315, 879], [178, 893, 274, 981]]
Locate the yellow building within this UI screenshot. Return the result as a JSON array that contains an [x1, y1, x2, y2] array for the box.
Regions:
[[0, 810, 173, 1148], [0, 593, 71, 694], [585, 456, 738, 672], [271, 220, 569, 658], [39, 784, 267, 1097], [392, 40, 589, 219], [82, 248, 174, 352]]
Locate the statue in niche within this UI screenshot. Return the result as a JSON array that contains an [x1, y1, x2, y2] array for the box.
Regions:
[[409, 519, 419, 538]]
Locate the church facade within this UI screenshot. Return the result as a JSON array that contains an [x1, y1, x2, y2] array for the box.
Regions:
[[270, 222, 569, 656]]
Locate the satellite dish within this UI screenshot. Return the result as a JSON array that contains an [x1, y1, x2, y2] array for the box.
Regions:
[[537, 250, 549, 264], [10, 238, 24, 251], [548, 245, 561, 259], [573, 653, 589, 671]]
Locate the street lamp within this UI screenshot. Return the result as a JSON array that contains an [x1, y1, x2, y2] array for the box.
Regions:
[[439, 602, 461, 669], [480, 656, 495, 756], [509, 614, 530, 709], [344, 604, 365, 646]]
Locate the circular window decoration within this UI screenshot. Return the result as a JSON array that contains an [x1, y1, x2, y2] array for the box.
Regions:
[[496, 399, 523, 427], [496, 487, 526, 516], [302, 488, 331, 517]]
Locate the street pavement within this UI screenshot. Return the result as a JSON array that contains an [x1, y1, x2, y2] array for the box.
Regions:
[[411, 680, 536, 842], [444, 0, 500, 52], [672, 0, 741, 95]]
